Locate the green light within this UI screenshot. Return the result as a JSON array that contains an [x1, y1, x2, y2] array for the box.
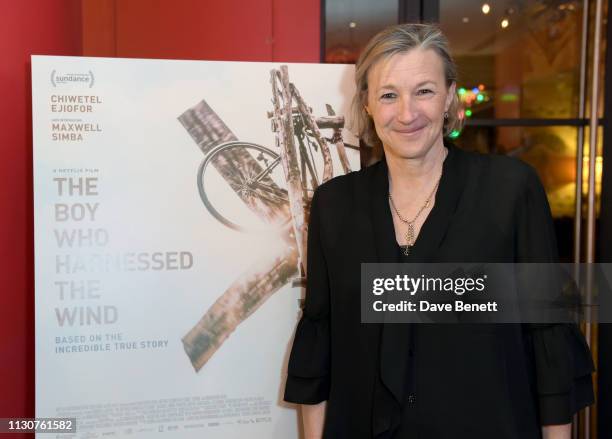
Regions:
[[465, 109, 473, 117], [476, 94, 484, 102], [449, 130, 461, 139], [458, 87, 466, 95]]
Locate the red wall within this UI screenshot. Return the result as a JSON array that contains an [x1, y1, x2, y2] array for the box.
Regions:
[[82, 0, 320, 62], [0, 2, 82, 435], [0, 0, 319, 434], [273, 0, 321, 62]]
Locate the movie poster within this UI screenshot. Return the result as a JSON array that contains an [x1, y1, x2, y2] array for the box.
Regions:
[[32, 56, 358, 438]]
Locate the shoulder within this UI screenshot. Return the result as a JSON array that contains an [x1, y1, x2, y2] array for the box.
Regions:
[[311, 162, 381, 232], [313, 161, 380, 203], [456, 147, 543, 194], [309, 170, 357, 224], [314, 169, 358, 200]]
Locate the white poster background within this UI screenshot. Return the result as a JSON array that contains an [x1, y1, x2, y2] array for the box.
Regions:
[[33, 56, 357, 438]]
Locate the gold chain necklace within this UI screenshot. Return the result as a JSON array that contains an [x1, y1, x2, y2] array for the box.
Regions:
[[389, 167, 443, 256]]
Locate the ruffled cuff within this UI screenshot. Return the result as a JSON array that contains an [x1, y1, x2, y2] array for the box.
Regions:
[[284, 375, 330, 405], [530, 324, 595, 425], [284, 316, 330, 404]]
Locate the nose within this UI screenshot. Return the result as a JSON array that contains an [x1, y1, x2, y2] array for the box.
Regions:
[[396, 95, 417, 124]]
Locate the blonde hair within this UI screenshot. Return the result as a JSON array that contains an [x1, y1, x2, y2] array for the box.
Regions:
[[351, 23, 464, 156]]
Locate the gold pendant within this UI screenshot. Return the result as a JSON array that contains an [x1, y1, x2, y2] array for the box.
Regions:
[[405, 223, 414, 246], [403, 223, 415, 256]]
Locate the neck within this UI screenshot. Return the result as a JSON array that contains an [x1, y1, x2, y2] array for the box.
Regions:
[[386, 141, 447, 194]]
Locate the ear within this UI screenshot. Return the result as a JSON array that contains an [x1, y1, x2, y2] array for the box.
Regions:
[[445, 82, 456, 112], [365, 105, 371, 116]]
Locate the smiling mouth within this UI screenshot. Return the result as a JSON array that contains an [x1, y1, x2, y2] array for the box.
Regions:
[[395, 125, 426, 135]]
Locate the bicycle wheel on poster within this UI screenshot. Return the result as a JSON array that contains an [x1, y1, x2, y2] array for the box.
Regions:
[[197, 141, 290, 232]]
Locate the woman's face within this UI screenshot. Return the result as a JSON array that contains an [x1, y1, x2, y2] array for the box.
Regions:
[[365, 48, 455, 160]]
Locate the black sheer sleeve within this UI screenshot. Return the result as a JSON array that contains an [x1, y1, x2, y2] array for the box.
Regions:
[[516, 165, 595, 425], [284, 189, 331, 404]]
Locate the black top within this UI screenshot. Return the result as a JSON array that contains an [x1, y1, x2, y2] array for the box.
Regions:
[[284, 143, 594, 439]]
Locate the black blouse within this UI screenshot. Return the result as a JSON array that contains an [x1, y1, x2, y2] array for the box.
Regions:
[[284, 143, 594, 439]]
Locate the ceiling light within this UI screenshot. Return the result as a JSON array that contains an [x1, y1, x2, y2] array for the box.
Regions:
[[482, 3, 491, 14], [501, 18, 509, 28]]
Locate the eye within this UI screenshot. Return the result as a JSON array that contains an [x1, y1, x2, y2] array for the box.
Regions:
[[417, 89, 434, 96], [380, 92, 397, 100]]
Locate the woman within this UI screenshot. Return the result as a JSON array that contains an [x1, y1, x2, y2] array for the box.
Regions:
[[284, 24, 594, 439]]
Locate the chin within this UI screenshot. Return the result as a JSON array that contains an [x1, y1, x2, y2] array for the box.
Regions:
[[386, 140, 433, 160], [383, 128, 446, 159]]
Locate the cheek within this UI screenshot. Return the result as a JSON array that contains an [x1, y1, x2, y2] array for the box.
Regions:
[[424, 99, 446, 120], [374, 105, 396, 124]]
